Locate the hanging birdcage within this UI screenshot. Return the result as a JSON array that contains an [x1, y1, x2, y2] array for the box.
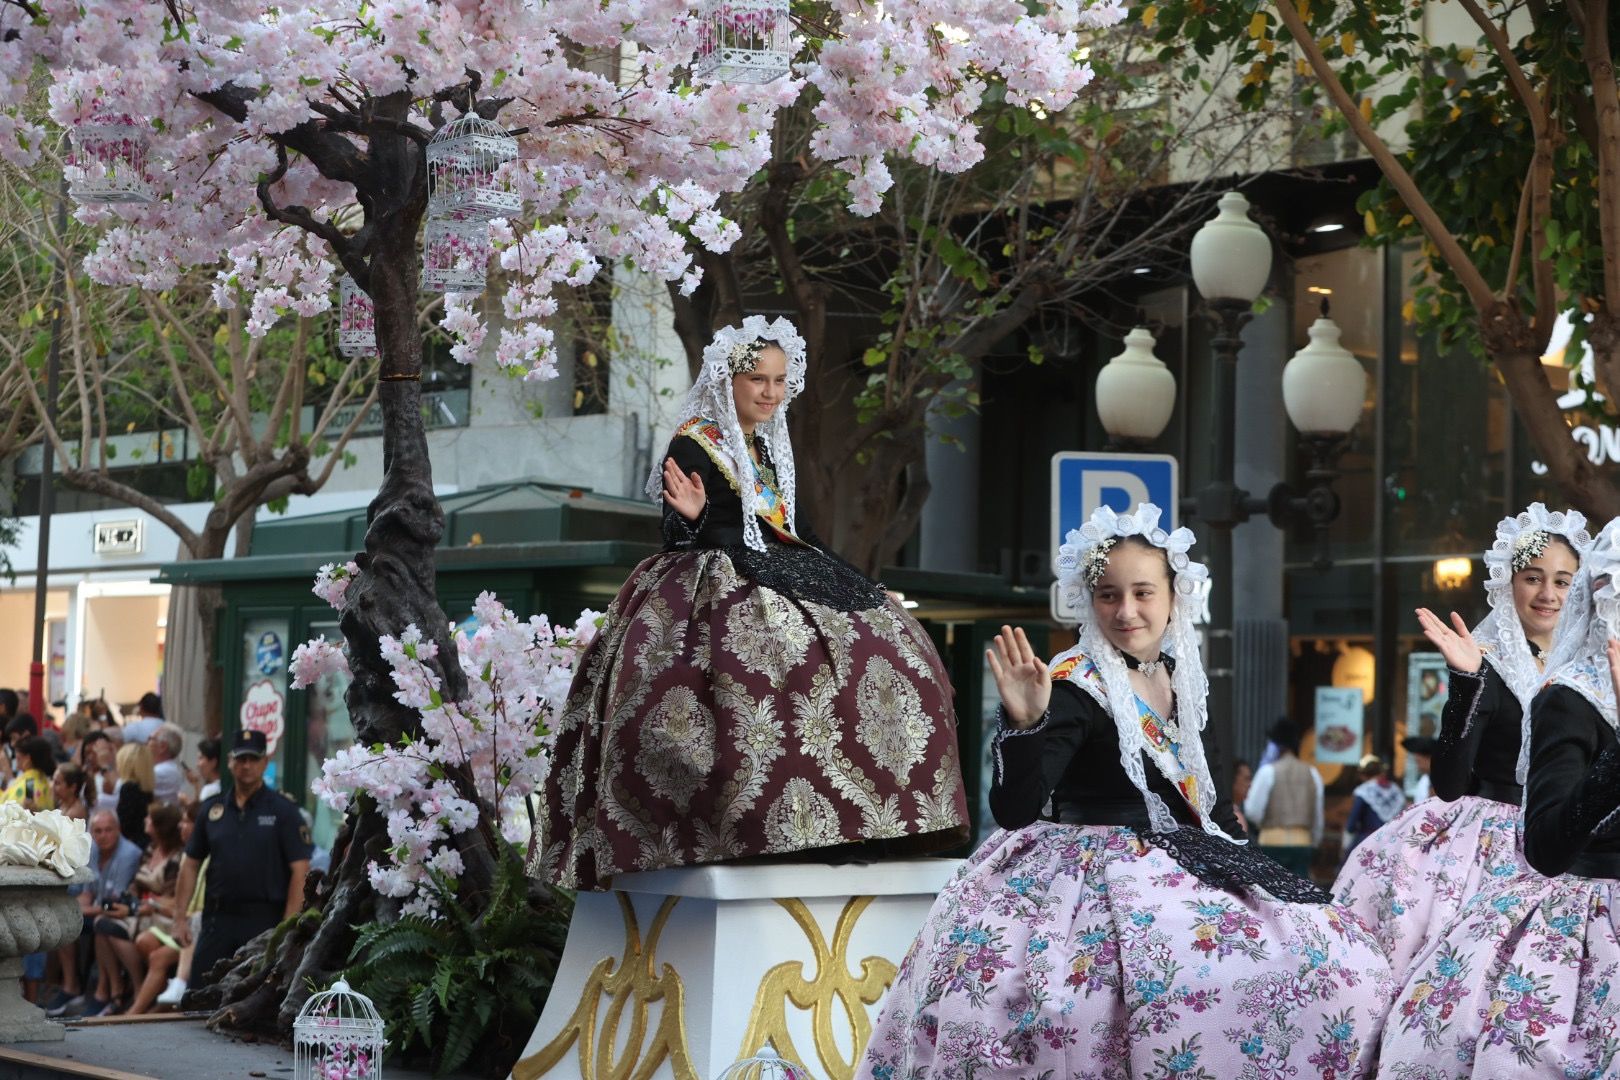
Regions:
[[717, 1047, 810, 1080], [67, 114, 155, 204], [692, 0, 794, 84], [337, 275, 377, 358], [427, 114, 521, 221], [419, 214, 490, 293], [292, 978, 385, 1080]]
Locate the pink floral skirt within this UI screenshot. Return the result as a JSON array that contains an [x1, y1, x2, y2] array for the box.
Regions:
[[861, 822, 1394, 1080], [1332, 795, 1526, 984], [1379, 869, 1620, 1078]]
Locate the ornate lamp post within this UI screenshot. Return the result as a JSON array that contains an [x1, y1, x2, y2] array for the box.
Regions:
[[1094, 190, 1368, 780]]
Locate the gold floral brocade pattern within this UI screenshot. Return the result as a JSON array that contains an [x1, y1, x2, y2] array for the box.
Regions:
[[534, 549, 969, 891]]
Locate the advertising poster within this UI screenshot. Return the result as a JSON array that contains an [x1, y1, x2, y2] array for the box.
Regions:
[[1406, 651, 1450, 791], [1313, 686, 1365, 765]]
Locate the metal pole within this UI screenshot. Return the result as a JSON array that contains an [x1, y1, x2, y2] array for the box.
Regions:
[[1197, 298, 1254, 786], [28, 186, 68, 721]]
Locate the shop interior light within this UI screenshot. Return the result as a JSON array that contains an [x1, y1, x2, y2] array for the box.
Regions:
[[1433, 557, 1472, 590]]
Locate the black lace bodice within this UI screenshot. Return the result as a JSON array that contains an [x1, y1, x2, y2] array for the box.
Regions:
[[991, 681, 1329, 903], [658, 432, 886, 612], [1432, 663, 1524, 801]]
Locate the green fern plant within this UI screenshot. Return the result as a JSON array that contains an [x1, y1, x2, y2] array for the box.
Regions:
[[344, 849, 571, 1077]]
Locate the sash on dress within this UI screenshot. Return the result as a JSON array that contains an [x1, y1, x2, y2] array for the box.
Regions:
[[679, 417, 802, 543], [1052, 652, 1202, 825]]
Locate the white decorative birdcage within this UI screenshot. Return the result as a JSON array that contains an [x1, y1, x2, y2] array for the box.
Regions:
[[692, 0, 794, 84], [427, 115, 521, 221], [67, 114, 155, 204], [419, 214, 490, 293], [337, 275, 377, 358], [717, 1047, 810, 1080], [292, 978, 384, 1080]]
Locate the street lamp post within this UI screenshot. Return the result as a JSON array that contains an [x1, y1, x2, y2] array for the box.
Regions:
[[1093, 190, 1368, 781]]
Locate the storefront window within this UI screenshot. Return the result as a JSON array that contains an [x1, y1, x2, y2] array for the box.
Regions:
[[304, 621, 354, 852], [1384, 252, 1510, 555], [238, 617, 291, 794]]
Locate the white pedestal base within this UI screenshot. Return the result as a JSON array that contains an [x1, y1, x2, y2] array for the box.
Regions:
[[511, 860, 958, 1080]]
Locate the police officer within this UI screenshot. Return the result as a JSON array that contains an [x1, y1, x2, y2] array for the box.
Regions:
[[171, 731, 310, 986]]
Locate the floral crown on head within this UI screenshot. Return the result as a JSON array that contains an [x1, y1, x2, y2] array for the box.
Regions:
[[1484, 504, 1590, 596], [1054, 503, 1208, 613], [698, 316, 808, 403], [726, 338, 767, 376], [1510, 530, 1551, 574]]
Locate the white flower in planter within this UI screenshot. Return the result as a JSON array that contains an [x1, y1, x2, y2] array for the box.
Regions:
[[0, 807, 91, 879]]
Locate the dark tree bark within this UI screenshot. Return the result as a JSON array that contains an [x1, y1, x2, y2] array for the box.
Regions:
[[191, 88, 485, 1036]]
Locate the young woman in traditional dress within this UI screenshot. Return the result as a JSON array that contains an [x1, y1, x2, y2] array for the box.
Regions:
[[1379, 516, 1620, 1078], [860, 504, 1392, 1079], [533, 316, 968, 891], [1332, 504, 1589, 984]]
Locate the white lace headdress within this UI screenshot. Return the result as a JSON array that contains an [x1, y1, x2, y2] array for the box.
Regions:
[[1049, 503, 1237, 842], [1476, 504, 1592, 714], [1544, 517, 1620, 758], [645, 315, 808, 553]]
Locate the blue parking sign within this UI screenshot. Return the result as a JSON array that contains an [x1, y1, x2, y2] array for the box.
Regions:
[[1050, 451, 1179, 568]]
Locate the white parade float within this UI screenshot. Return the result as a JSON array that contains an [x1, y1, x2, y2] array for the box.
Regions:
[[511, 859, 958, 1080]]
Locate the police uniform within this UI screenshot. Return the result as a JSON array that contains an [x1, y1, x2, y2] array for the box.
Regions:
[[187, 783, 312, 982]]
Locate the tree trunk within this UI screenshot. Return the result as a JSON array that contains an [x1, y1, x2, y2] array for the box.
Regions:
[[200, 115, 480, 1032], [1486, 314, 1620, 520], [840, 424, 932, 576]]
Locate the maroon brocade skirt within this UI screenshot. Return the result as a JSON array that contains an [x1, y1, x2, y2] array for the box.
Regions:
[[532, 548, 970, 891]]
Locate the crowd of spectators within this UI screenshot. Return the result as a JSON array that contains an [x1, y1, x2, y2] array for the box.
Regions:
[[0, 687, 309, 1018]]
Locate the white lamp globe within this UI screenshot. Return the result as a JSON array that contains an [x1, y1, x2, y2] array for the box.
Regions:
[[1189, 191, 1272, 303], [1095, 327, 1176, 441], [1283, 314, 1368, 435]]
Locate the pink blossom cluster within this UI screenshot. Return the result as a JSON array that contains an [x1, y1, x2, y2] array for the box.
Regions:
[[312, 560, 361, 611], [2, 0, 1121, 370], [306, 591, 601, 917]]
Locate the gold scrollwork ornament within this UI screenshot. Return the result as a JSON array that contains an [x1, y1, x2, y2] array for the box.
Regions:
[[739, 896, 898, 1080], [513, 894, 697, 1080]]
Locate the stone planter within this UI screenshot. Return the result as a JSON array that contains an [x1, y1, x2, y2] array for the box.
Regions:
[[0, 865, 93, 1042]]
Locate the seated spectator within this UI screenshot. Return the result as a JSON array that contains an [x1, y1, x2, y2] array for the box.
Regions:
[[0, 712, 35, 781], [121, 693, 164, 745], [57, 711, 91, 765], [127, 803, 199, 1013], [43, 810, 141, 1017], [87, 699, 116, 730], [3, 737, 57, 811], [114, 744, 155, 850], [192, 737, 221, 805], [81, 731, 119, 817], [149, 724, 185, 806], [51, 764, 87, 821], [91, 805, 184, 1015]]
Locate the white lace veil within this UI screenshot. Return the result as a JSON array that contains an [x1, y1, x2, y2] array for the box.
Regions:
[[1544, 517, 1620, 758], [1048, 503, 1238, 842], [645, 316, 808, 553], [1472, 504, 1592, 784]]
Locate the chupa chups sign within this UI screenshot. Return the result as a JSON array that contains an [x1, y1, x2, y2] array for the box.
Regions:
[[239, 678, 286, 757]]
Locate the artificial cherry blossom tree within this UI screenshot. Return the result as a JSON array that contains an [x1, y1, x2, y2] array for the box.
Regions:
[[3, 0, 1121, 1036]]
